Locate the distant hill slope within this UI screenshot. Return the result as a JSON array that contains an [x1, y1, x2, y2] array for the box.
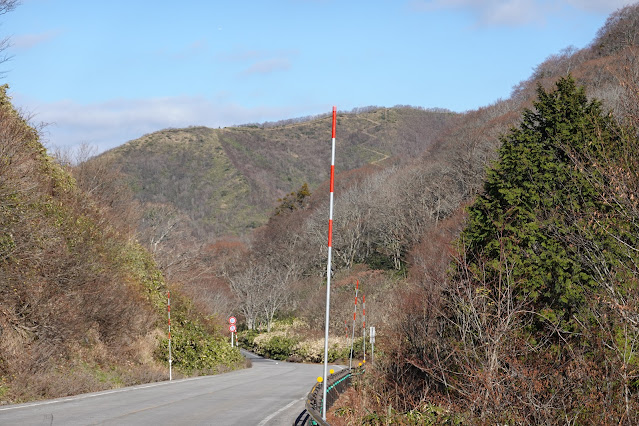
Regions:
[[102, 107, 459, 238]]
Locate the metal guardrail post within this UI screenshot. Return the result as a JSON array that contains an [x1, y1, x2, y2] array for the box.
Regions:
[[304, 367, 365, 425]]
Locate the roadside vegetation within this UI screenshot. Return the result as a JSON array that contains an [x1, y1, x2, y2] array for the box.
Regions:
[[3, 2, 639, 423], [0, 84, 243, 403], [237, 318, 365, 363]]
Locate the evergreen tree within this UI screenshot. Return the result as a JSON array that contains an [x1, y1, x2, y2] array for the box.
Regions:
[[461, 76, 622, 328], [274, 182, 311, 215]]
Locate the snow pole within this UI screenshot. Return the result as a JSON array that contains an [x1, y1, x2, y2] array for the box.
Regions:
[[349, 280, 359, 369], [363, 294, 367, 363], [167, 291, 172, 381], [322, 106, 337, 421]]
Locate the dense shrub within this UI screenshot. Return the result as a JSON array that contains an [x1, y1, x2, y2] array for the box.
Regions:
[[262, 336, 298, 360], [237, 319, 361, 363]]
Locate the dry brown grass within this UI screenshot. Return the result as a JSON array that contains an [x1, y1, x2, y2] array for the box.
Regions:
[[0, 327, 171, 404]]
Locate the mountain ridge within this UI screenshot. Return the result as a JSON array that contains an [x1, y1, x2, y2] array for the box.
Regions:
[[102, 106, 460, 238]]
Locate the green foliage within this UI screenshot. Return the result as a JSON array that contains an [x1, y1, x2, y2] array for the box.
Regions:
[[238, 321, 301, 360], [327, 343, 352, 362], [0, 375, 9, 400], [237, 329, 260, 348], [157, 319, 243, 374], [116, 241, 165, 308], [274, 182, 311, 215], [237, 319, 357, 362], [0, 232, 15, 259], [104, 128, 263, 237], [153, 286, 244, 374], [262, 335, 299, 360], [461, 76, 623, 329], [79, 363, 125, 386], [113, 235, 246, 376], [434, 75, 639, 421]]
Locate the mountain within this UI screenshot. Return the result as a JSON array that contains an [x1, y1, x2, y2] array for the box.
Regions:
[[101, 106, 459, 238]]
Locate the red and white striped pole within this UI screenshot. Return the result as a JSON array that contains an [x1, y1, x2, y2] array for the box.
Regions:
[[349, 280, 359, 369], [322, 106, 337, 421], [167, 291, 172, 381], [362, 293, 366, 363]]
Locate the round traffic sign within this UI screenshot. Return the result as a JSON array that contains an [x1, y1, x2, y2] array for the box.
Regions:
[[229, 316, 237, 324], [229, 324, 237, 332]]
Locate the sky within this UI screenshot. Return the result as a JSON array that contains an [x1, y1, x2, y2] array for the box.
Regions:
[[2, 0, 637, 153]]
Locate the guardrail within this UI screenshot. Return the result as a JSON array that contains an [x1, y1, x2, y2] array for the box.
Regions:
[[300, 367, 364, 426]]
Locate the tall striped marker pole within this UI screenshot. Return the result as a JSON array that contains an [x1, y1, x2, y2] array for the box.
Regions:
[[322, 106, 337, 421], [167, 291, 172, 381], [349, 280, 359, 369], [362, 293, 366, 363]]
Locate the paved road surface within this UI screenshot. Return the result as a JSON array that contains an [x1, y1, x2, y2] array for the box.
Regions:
[[0, 351, 330, 426]]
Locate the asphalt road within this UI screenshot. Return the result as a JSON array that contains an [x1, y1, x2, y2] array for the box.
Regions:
[[0, 351, 331, 426]]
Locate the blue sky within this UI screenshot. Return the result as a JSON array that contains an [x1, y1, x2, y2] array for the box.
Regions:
[[3, 0, 636, 153]]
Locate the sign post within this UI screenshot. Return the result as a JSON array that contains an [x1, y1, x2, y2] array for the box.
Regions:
[[229, 324, 237, 346], [229, 316, 237, 347]]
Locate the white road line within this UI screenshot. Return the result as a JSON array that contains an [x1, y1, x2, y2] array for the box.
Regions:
[[257, 396, 305, 426], [0, 375, 214, 412]]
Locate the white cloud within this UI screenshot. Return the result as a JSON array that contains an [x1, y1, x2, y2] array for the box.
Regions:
[[218, 49, 263, 62], [12, 30, 62, 49], [218, 48, 299, 63], [566, 0, 639, 13], [13, 93, 315, 154], [409, 0, 639, 27], [218, 48, 299, 77], [410, 0, 549, 26], [484, 0, 545, 26], [242, 58, 291, 75], [158, 38, 209, 60]]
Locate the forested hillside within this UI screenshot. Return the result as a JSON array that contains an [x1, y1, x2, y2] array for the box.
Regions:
[[0, 86, 242, 403], [102, 106, 459, 238]]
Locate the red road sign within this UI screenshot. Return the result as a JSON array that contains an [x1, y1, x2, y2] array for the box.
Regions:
[[229, 324, 237, 333], [229, 316, 237, 324]]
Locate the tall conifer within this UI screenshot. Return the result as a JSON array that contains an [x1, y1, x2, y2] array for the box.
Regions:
[[461, 76, 622, 328]]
